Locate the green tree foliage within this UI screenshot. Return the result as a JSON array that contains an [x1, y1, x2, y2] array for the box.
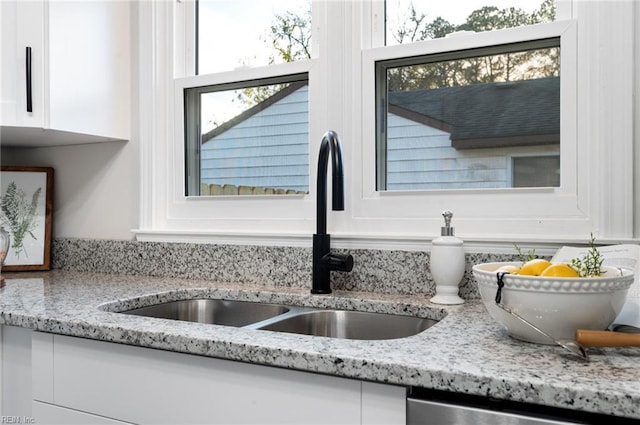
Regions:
[[236, 4, 312, 107], [267, 9, 312, 64], [387, 0, 558, 91], [236, 0, 557, 106]]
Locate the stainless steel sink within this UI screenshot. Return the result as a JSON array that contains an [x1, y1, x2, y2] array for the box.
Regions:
[[257, 309, 438, 340], [122, 299, 290, 327], [119, 298, 437, 340]]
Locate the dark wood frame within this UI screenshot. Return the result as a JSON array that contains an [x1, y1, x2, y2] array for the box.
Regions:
[[1, 166, 53, 271]]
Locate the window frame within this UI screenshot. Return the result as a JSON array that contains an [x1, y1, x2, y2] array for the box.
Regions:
[[182, 72, 310, 197], [171, 61, 318, 237], [358, 20, 579, 239], [373, 37, 561, 192], [134, 0, 637, 248]]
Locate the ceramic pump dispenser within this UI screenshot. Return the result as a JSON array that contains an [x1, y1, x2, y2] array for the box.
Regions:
[[429, 210, 465, 305]]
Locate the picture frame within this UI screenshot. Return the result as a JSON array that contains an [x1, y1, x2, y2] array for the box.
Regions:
[[0, 166, 54, 271]]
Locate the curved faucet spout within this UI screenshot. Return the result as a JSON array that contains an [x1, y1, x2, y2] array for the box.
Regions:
[[316, 130, 345, 235], [312, 131, 353, 294]]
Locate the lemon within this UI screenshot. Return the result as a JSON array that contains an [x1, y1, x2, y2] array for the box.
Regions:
[[495, 264, 520, 273], [540, 263, 579, 278], [516, 259, 551, 276]]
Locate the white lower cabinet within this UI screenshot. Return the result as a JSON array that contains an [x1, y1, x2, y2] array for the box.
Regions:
[[21, 329, 406, 424], [1, 325, 33, 418]]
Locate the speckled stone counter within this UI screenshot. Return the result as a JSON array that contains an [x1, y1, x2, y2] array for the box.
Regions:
[[1, 270, 639, 420]]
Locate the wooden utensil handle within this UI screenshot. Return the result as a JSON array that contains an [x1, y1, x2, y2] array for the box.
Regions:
[[575, 330, 640, 347]]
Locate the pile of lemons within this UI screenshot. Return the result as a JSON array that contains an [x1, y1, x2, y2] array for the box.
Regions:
[[496, 259, 579, 278]]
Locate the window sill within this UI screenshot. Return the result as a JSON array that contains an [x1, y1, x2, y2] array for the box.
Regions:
[[132, 229, 638, 255]]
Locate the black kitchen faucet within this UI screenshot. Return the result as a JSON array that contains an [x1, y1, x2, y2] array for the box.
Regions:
[[311, 131, 354, 294]]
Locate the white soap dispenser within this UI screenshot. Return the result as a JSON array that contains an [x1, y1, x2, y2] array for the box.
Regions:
[[429, 210, 465, 305]]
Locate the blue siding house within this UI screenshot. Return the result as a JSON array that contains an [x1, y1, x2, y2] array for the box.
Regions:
[[201, 82, 309, 194], [201, 77, 560, 193]]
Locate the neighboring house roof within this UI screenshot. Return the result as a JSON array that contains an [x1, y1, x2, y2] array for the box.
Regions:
[[388, 77, 560, 149], [202, 80, 308, 143], [202, 77, 559, 150]]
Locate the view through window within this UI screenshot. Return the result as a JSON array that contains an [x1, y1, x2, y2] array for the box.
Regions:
[[385, 0, 555, 45], [189, 1, 559, 196], [378, 0, 559, 191], [184, 76, 310, 196], [197, 0, 311, 74], [188, 0, 312, 196]]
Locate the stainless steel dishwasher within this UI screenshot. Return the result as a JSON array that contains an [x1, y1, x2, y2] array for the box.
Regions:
[[407, 388, 638, 425]]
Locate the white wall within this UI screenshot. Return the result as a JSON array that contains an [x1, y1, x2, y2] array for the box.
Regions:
[[1, 141, 139, 240]]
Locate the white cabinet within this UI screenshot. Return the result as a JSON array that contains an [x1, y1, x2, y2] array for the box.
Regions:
[[0, 325, 33, 418], [21, 330, 406, 424], [0, 0, 130, 147]]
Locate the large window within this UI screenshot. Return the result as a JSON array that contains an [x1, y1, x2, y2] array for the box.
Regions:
[[136, 1, 636, 245]]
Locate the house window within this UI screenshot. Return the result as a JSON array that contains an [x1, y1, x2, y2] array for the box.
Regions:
[[184, 74, 309, 196], [511, 155, 560, 187], [139, 1, 634, 243], [184, 0, 313, 197], [375, 40, 560, 191]]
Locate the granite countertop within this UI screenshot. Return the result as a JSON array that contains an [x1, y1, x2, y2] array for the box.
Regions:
[[0, 270, 639, 420]]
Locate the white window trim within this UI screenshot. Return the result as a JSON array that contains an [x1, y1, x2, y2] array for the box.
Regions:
[[134, 1, 638, 251], [359, 21, 579, 240]]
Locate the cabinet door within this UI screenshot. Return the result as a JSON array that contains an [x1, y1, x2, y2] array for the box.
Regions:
[[0, 0, 45, 128], [45, 334, 362, 424], [47, 0, 130, 139], [1, 326, 33, 418], [1, 0, 129, 144]]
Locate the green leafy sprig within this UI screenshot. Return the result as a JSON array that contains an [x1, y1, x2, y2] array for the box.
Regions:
[[570, 233, 604, 277], [513, 243, 537, 262]]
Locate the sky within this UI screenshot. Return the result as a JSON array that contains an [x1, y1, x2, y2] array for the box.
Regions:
[[198, 0, 546, 73], [387, 0, 545, 28], [198, 0, 306, 75]]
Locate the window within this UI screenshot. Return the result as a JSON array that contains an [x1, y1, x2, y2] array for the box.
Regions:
[[511, 155, 559, 187], [184, 0, 313, 197], [136, 1, 636, 245], [184, 75, 310, 196], [375, 40, 560, 191]]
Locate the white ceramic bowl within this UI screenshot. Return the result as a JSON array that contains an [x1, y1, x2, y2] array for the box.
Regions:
[[472, 262, 634, 344]]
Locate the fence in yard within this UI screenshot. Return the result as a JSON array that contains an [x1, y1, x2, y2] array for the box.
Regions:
[[200, 183, 307, 196]]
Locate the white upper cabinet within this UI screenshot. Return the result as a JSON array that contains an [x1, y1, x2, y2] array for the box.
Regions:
[[0, 0, 130, 147]]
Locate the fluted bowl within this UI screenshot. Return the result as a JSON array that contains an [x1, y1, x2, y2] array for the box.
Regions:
[[472, 262, 634, 344]]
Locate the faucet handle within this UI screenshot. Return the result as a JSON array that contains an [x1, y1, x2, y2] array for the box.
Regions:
[[322, 252, 354, 272]]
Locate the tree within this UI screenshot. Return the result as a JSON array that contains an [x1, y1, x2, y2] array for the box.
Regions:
[[238, 0, 558, 105], [386, 0, 558, 91], [267, 8, 312, 64], [236, 4, 312, 107]]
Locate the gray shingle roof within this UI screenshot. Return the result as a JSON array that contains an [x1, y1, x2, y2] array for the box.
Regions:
[[388, 77, 559, 148]]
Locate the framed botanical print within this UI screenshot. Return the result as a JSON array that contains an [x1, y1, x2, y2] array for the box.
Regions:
[[0, 166, 54, 271]]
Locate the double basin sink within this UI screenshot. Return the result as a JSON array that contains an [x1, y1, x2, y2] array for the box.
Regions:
[[120, 299, 437, 340]]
